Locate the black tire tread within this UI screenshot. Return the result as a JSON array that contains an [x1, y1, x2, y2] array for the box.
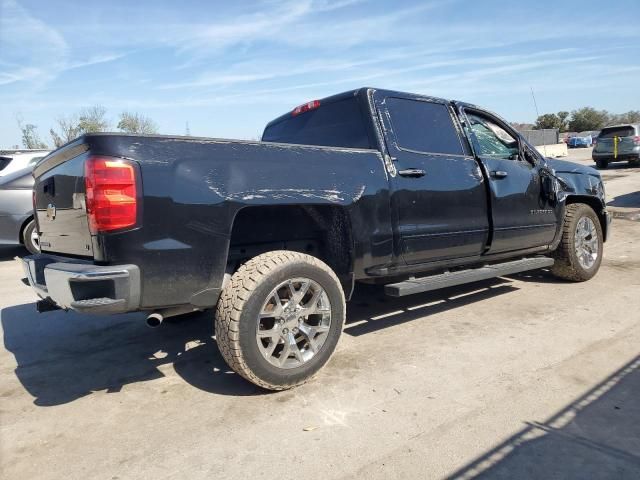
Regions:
[[215, 250, 344, 390]]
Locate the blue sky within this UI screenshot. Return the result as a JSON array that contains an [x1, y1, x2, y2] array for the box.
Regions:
[[1, 0, 639, 148]]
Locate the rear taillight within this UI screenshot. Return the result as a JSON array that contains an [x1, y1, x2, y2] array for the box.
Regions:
[[634, 136, 640, 145], [292, 100, 320, 116], [84, 156, 138, 234]]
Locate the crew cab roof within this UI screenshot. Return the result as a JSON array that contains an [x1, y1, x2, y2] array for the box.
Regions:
[[264, 87, 458, 130]]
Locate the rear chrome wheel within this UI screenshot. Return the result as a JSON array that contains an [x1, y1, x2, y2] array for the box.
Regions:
[[257, 278, 332, 369], [215, 251, 345, 390]]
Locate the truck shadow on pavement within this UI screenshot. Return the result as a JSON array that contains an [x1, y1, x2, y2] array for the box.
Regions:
[[608, 190, 640, 209], [2, 278, 516, 406], [1, 306, 262, 405], [0, 246, 27, 261], [344, 278, 517, 337], [446, 355, 640, 479]]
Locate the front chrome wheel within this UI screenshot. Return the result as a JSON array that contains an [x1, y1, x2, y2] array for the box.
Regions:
[[23, 219, 40, 255], [575, 216, 599, 269], [256, 278, 331, 369]]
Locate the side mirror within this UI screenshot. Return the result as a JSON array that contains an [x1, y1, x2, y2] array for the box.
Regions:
[[523, 146, 539, 165], [540, 167, 559, 205]]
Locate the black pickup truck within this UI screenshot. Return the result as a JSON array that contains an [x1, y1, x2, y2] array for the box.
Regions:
[[21, 87, 610, 390]]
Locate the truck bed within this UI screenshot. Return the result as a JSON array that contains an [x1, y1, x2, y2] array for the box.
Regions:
[[33, 133, 391, 309]]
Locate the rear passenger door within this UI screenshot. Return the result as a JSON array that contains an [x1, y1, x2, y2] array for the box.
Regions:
[[378, 95, 490, 265]]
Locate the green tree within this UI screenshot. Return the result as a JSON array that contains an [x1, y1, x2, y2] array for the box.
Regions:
[[50, 115, 81, 147], [117, 111, 158, 134], [534, 113, 563, 131], [557, 111, 570, 131], [78, 105, 109, 133], [16, 116, 48, 149], [568, 107, 610, 132], [534, 111, 571, 132], [608, 110, 640, 125], [49, 105, 109, 147]]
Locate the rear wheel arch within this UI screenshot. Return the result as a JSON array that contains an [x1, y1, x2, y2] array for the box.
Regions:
[[226, 204, 355, 292]]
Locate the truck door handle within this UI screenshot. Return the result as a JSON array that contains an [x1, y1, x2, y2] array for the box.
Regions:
[[398, 168, 426, 178], [490, 170, 508, 179]]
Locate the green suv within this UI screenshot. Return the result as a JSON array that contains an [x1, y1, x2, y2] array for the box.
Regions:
[[592, 124, 640, 169]]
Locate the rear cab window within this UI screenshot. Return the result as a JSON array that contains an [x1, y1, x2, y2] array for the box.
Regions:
[[385, 97, 465, 155], [262, 97, 373, 149]]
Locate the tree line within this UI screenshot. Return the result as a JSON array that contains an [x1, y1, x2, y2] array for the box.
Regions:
[[16, 106, 159, 149], [531, 107, 640, 133], [16, 104, 640, 149]]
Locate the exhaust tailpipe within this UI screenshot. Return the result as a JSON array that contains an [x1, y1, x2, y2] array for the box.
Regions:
[[146, 312, 164, 328], [145, 306, 200, 328]]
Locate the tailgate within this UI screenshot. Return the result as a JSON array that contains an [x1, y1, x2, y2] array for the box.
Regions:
[[595, 138, 614, 153], [33, 143, 94, 257], [596, 136, 636, 154]]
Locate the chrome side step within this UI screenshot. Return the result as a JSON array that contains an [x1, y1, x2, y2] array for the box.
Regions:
[[384, 257, 554, 297]]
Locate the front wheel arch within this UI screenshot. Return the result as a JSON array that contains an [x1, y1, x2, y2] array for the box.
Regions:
[[565, 195, 608, 242]]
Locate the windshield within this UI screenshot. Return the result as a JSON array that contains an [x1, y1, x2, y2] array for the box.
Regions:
[[0, 156, 11, 172], [0, 166, 34, 189], [262, 97, 372, 149]]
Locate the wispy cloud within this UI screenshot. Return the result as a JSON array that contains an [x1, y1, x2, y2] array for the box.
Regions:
[[0, 0, 69, 85], [167, 0, 373, 68], [0, 0, 131, 88], [66, 52, 130, 71]]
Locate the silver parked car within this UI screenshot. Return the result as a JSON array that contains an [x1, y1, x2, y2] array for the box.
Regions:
[[0, 149, 50, 177], [592, 124, 640, 169], [0, 166, 39, 254]]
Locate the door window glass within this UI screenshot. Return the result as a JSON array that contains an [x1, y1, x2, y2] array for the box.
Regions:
[[467, 113, 519, 159], [386, 98, 464, 155]]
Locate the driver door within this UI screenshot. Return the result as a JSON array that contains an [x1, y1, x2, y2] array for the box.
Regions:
[[463, 109, 557, 253]]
